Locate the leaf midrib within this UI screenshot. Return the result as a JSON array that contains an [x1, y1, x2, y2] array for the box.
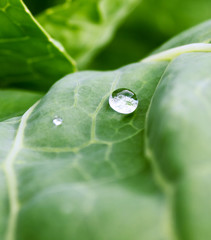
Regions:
[[3, 102, 39, 240]]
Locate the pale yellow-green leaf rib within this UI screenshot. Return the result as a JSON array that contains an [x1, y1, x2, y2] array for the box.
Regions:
[[3, 102, 39, 240], [143, 43, 211, 62]]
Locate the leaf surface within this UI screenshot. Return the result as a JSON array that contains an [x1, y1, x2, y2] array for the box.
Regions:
[[0, 0, 75, 91], [146, 52, 211, 240], [1, 17, 211, 240], [154, 20, 211, 54], [1, 61, 169, 240], [37, 0, 140, 68], [88, 0, 211, 70], [0, 90, 42, 121]]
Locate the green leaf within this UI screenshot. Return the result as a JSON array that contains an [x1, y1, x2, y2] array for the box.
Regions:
[[146, 52, 211, 240], [0, 0, 76, 91], [154, 20, 211, 54], [1, 61, 169, 240], [134, 0, 211, 39], [0, 89, 42, 121], [89, 0, 211, 70], [2, 14, 211, 240], [37, 0, 140, 68]]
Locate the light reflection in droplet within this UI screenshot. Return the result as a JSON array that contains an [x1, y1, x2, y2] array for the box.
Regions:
[[53, 116, 63, 126], [109, 88, 138, 114]]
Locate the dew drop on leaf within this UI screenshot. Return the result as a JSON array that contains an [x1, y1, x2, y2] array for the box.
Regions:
[[53, 116, 63, 126], [109, 88, 138, 114]]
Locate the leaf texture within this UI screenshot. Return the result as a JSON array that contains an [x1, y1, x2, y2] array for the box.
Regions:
[[1, 13, 211, 240], [0, 0, 75, 91], [37, 0, 140, 68]]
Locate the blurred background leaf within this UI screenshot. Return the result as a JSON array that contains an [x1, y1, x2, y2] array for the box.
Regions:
[[0, 90, 43, 121], [22, 0, 211, 71], [88, 0, 211, 70], [36, 0, 140, 69], [0, 0, 75, 91]]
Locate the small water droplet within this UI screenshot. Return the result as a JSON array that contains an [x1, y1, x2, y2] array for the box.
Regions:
[[109, 88, 138, 114], [53, 116, 63, 126]]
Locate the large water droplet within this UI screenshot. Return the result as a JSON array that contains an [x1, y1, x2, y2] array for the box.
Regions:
[[109, 88, 138, 114], [53, 116, 63, 126]]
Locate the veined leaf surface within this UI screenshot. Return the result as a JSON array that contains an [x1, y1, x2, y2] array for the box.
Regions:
[[146, 52, 211, 240], [37, 0, 140, 68], [0, 0, 75, 91], [1, 18, 211, 240]]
